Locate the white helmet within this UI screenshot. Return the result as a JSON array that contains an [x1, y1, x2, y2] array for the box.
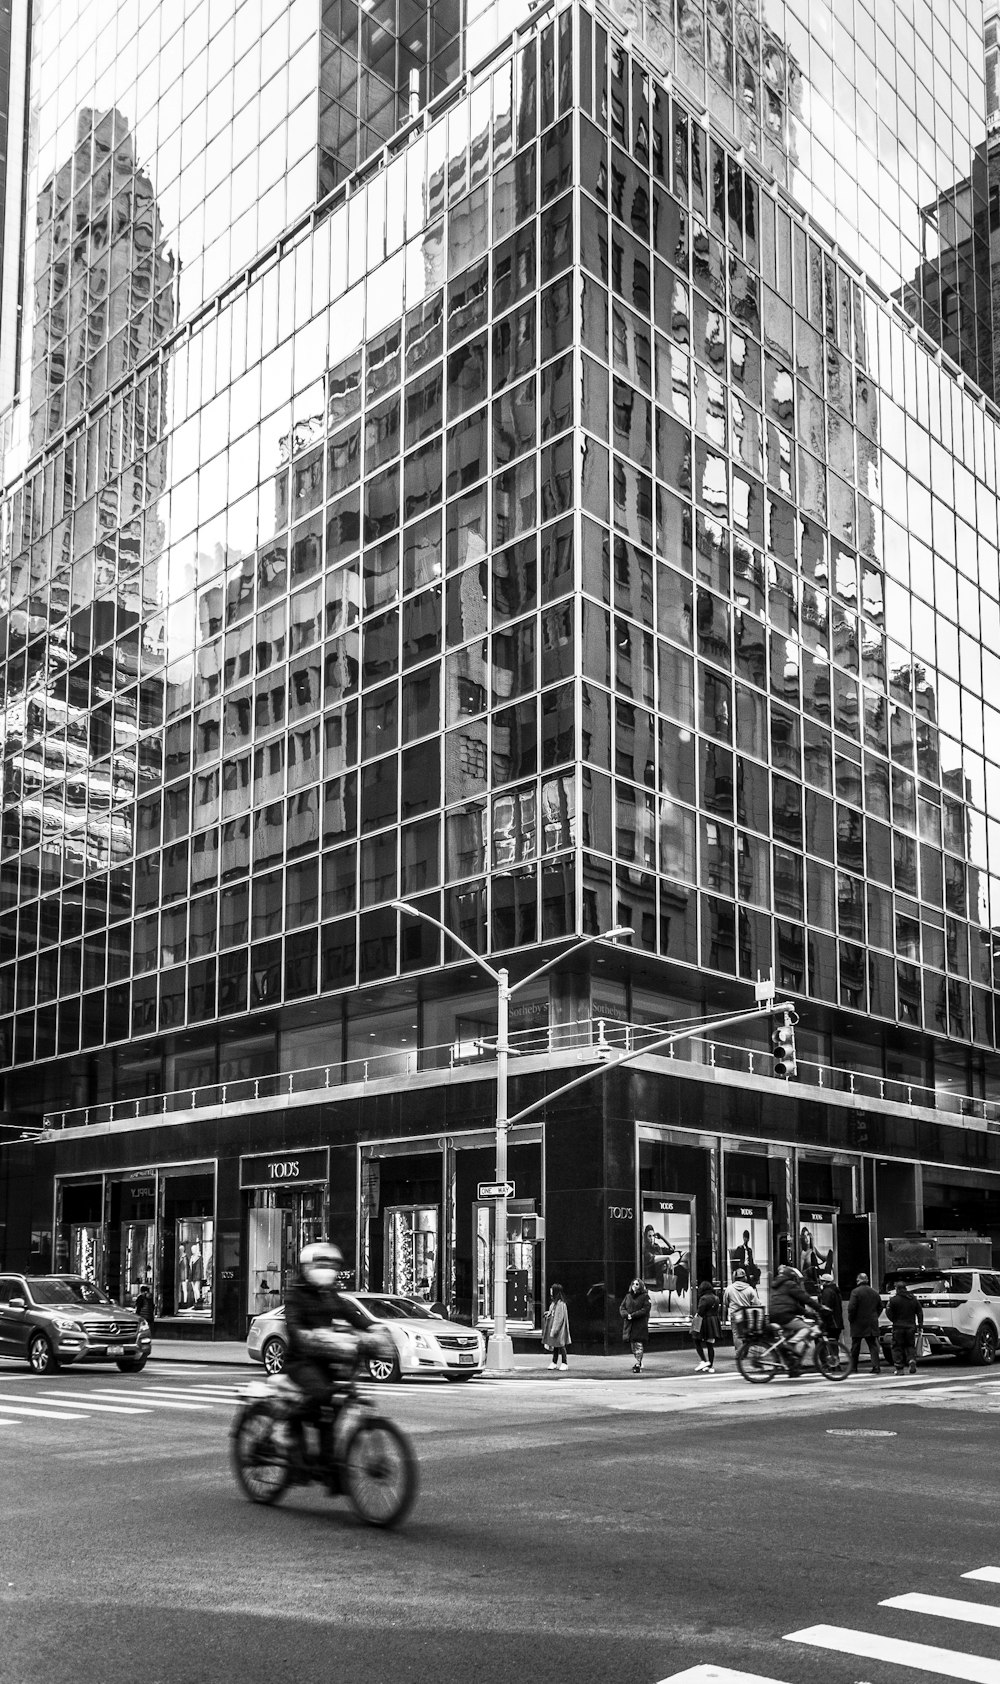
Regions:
[[300, 1241, 343, 1287]]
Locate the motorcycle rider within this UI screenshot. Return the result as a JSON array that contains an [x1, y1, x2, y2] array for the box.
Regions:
[[769, 1262, 819, 1374], [280, 1241, 359, 1461]]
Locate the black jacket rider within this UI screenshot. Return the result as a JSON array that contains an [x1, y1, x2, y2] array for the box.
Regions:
[[769, 1274, 817, 1327], [284, 1274, 358, 1402]]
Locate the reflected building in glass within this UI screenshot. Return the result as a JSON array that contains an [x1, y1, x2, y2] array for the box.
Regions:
[[3, 1, 1000, 1349]]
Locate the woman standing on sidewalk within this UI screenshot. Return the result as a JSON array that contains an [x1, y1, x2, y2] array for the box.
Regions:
[[619, 1278, 652, 1372], [542, 1283, 571, 1372], [692, 1279, 722, 1374]]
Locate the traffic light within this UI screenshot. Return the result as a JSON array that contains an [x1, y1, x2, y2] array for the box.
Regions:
[[772, 1012, 798, 1078]]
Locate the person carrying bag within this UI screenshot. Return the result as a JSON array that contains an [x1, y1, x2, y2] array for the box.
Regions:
[[619, 1278, 652, 1373]]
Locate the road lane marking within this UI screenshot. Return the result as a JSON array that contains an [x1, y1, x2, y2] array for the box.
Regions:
[[785, 1623, 1000, 1681], [654, 1669, 792, 1683], [965, 1569, 1000, 1584], [89, 1390, 214, 1410], [0, 1404, 88, 1420], [883, 1594, 1000, 1628], [18, 1393, 152, 1415]]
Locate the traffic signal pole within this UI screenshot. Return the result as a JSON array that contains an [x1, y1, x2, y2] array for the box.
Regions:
[[505, 1000, 799, 1132]]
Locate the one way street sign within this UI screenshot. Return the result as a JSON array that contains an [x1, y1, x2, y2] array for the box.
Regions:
[[478, 1180, 515, 1199]]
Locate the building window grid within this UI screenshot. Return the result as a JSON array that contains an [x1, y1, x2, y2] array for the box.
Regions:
[[1, 13, 996, 1057]]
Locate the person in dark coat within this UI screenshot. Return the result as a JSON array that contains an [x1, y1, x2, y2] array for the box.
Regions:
[[619, 1278, 652, 1373], [846, 1272, 883, 1375], [135, 1282, 155, 1334], [817, 1270, 844, 1344], [693, 1280, 722, 1374], [886, 1280, 924, 1375]]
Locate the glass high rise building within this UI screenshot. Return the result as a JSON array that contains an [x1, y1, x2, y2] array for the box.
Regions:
[[2, 0, 1000, 1350]]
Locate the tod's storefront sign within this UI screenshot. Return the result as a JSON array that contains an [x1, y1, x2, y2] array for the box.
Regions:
[[239, 1148, 330, 1189]]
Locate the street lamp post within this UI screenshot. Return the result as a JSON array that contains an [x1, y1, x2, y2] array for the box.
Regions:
[[392, 900, 632, 1371]]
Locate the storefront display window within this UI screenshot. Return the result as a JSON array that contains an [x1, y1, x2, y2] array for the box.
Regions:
[[797, 1210, 835, 1284], [159, 1164, 216, 1320], [641, 1196, 694, 1321], [726, 1202, 771, 1311], [638, 1127, 718, 1325], [70, 1222, 104, 1284]]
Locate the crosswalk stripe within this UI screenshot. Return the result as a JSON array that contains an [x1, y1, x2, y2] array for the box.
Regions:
[[883, 1593, 1000, 1628], [89, 1390, 214, 1410], [964, 1569, 1000, 1584], [0, 1404, 88, 1420], [21, 1393, 152, 1416], [785, 1623, 1000, 1681]]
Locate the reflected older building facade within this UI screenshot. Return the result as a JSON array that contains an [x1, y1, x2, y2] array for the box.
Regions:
[[2, 2, 1000, 1346]]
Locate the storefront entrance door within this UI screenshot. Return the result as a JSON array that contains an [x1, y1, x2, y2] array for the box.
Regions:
[[473, 1200, 537, 1326], [120, 1221, 155, 1309], [246, 1187, 328, 1321], [384, 1206, 438, 1301], [836, 1213, 875, 1293]]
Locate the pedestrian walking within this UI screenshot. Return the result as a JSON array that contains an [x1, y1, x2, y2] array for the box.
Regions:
[[135, 1281, 154, 1334], [542, 1282, 571, 1372], [692, 1279, 722, 1374], [817, 1269, 844, 1348], [886, 1279, 924, 1374], [846, 1271, 883, 1375], [722, 1267, 760, 1357], [619, 1278, 652, 1372]]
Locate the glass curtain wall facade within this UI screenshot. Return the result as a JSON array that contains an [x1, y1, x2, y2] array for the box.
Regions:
[[3, 1, 1000, 1336]]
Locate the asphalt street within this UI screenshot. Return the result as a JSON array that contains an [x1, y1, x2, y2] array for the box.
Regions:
[[1, 1356, 999, 1684]]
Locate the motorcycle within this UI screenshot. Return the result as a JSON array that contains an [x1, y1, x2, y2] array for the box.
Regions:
[[231, 1331, 418, 1527], [733, 1305, 848, 1384]]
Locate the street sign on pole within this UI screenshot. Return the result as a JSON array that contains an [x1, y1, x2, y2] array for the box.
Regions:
[[478, 1180, 515, 1199]]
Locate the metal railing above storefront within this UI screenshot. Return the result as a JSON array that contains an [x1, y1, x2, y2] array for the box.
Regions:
[[38, 1015, 1000, 1135]]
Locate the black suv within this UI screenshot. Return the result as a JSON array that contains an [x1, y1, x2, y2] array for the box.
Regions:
[[0, 1274, 152, 1374]]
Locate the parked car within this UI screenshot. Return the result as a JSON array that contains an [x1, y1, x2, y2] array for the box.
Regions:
[[0, 1274, 152, 1374], [247, 1292, 485, 1382], [879, 1269, 1000, 1366]]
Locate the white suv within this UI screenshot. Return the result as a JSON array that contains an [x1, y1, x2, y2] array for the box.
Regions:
[[880, 1270, 1000, 1366]]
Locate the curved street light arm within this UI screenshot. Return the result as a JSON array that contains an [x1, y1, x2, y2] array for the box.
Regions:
[[511, 925, 634, 996], [391, 899, 501, 986]]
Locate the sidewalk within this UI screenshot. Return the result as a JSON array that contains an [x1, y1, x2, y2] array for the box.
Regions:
[[148, 1336, 741, 1381]]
